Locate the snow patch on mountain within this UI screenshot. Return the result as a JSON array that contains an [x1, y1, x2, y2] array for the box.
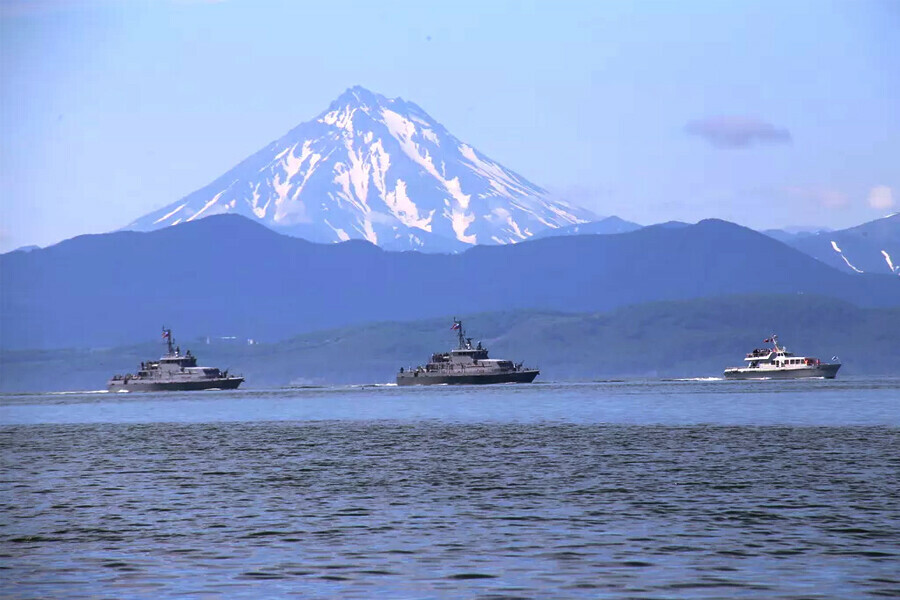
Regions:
[[188, 189, 227, 222], [882, 250, 899, 275], [830, 240, 864, 273], [125, 86, 595, 251], [154, 203, 187, 224]]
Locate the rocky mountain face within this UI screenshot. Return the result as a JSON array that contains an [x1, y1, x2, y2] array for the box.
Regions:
[[126, 86, 594, 251]]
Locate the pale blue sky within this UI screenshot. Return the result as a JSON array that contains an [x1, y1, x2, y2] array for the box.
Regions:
[[1, 0, 898, 251]]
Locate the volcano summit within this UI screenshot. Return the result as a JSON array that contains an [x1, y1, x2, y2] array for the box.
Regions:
[[127, 86, 594, 251]]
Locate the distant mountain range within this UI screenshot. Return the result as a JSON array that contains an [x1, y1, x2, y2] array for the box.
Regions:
[[529, 216, 642, 239], [2, 214, 897, 350], [125, 86, 594, 251], [2, 295, 898, 392], [535, 213, 899, 276], [761, 226, 832, 244], [769, 214, 899, 276]]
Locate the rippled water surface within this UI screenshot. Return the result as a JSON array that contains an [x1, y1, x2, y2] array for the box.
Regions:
[[2, 379, 898, 598]]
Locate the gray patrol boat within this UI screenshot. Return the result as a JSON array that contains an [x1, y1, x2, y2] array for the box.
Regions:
[[108, 328, 244, 392], [397, 319, 539, 385], [724, 334, 840, 380]]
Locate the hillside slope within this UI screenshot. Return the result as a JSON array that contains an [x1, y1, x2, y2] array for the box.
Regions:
[[2, 295, 897, 391], [2, 215, 897, 350]]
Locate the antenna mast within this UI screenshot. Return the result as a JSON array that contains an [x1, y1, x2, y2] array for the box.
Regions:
[[454, 318, 466, 349], [163, 327, 174, 355]]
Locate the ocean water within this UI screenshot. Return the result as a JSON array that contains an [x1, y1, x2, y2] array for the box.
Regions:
[[1, 378, 898, 599]]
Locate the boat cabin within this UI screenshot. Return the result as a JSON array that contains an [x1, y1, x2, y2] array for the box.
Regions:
[[739, 336, 821, 369], [448, 347, 489, 362], [159, 354, 198, 369]]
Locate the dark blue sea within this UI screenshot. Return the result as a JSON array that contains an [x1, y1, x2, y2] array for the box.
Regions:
[[2, 378, 898, 599]]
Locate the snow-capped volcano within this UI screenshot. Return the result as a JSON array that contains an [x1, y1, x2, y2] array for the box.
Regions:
[[126, 86, 594, 250]]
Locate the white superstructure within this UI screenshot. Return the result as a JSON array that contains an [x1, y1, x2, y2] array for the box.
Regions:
[[724, 335, 840, 380]]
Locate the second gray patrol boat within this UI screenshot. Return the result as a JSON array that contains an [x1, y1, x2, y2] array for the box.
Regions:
[[397, 319, 539, 385], [108, 328, 244, 392]]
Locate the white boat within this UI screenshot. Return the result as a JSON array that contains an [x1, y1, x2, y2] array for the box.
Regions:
[[724, 335, 840, 380]]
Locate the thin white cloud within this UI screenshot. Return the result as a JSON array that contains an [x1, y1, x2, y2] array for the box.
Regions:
[[867, 185, 894, 211], [686, 117, 791, 149], [784, 186, 849, 208]]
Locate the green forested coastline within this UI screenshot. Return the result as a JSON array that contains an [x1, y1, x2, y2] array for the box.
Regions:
[[2, 295, 898, 392]]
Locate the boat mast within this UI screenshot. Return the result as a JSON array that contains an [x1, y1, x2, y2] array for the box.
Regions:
[[453, 318, 466, 349], [163, 326, 174, 356], [771, 334, 781, 353]]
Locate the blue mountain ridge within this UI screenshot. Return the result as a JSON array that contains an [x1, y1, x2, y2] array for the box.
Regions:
[[779, 214, 900, 276], [1, 214, 897, 350], [529, 216, 643, 239]]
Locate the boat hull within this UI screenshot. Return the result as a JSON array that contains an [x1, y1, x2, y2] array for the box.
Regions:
[[723, 364, 840, 380], [107, 377, 244, 392], [396, 369, 539, 386]]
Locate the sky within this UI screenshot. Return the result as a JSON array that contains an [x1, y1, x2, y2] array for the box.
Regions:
[[1, 0, 898, 251]]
